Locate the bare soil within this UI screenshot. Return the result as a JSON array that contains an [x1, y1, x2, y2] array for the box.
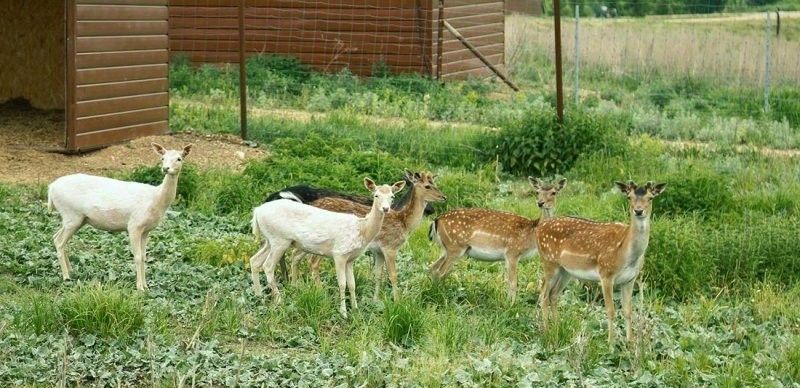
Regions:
[[0, 103, 266, 185]]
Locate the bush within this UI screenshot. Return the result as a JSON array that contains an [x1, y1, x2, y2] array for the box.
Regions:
[[59, 283, 145, 339], [493, 108, 626, 177], [383, 300, 425, 347], [127, 164, 200, 204], [657, 165, 736, 217], [186, 236, 258, 267]]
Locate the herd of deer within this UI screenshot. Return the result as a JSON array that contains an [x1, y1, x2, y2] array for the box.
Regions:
[[46, 143, 666, 344]]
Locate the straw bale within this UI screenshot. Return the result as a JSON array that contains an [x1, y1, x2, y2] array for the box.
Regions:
[[0, 0, 65, 110]]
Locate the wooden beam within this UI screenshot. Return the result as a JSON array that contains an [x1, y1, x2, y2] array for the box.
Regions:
[[443, 20, 518, 91], [239, 0, 247, 140], [436, 0, 444, 81]]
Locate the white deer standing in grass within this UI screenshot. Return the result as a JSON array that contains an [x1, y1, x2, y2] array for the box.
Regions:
[[250, 177, 405, 317], [535, 180, 666, 345], [47, 143, 193, 291]]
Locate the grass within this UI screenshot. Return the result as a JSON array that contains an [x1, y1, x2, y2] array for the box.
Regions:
[[2, 15, 800, 383]]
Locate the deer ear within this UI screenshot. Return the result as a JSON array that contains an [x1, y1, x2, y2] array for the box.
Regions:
[[152, 142, 166, 156], [528, 176, 542, 189], [555, 178, 567, 191], [404, 169, 415, 182], [391, 180, 406, 193], [651, 183, 667, 197], [364, 177, 377, 192], [182, 144, 193, 157], [615, 181, 631, 194]]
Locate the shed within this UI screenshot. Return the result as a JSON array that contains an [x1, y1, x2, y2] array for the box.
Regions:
[[168, 0, 505, 79], [0, 0, 170, 152]]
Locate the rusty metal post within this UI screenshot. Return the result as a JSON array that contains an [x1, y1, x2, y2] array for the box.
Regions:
[[239, 0, 247, 140], [553, 0, 564, 123]]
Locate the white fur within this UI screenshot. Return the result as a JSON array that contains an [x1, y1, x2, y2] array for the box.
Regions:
[[47, 143, 191, 291], [249, 180, 401, 317]]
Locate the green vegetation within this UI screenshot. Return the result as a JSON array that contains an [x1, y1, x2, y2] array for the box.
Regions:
[[2, 15, 800, 384]]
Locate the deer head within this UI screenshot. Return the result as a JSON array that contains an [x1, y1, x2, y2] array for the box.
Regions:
[[615, 180, 667, 220], [529, 177, 567, 218], [153, 143, 192, 176], [405, 170, 447, 203], [365, 177, 405, 213]]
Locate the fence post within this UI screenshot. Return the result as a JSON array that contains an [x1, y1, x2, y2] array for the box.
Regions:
[[239, 0, 247, 140], [764, 11, 771, 115], [574, 4, 580, 106], [437, 0, 444, 81], [553, 0, 564, 123]]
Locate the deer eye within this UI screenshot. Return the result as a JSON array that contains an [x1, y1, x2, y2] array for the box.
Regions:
[[177, 157, 183, 162], [424, 185, 431, 189]]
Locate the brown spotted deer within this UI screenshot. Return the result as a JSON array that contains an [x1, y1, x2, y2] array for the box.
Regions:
[[293, 171, 446, 301], [428, 177, 566, 303], [535, 180, 666, 344]]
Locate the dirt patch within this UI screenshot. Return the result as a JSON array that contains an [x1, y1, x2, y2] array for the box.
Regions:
[[0, 104, 266, 185]]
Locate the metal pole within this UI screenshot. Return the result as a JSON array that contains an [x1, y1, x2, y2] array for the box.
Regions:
[[574, 4, 580, 106], [764, 11, 771, 115], [553, 0, 564, 123], [239, 0, 248, 140]]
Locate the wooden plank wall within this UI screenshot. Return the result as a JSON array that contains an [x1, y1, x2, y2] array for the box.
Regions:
[[72, 0, 170, 150], [169, 0, 433, 76], [431, 0, 505, 79]]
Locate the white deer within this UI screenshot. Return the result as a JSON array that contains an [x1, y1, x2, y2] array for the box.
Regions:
[[535, 180, 666, 344], [250, 178, 405, 317], [47, 143, 192, 291]]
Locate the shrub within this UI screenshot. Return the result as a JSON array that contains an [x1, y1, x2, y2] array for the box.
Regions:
[[383, 299, 425, 347], [185, 236, 258, 267], [13, 291, 60, 335], [657, 165, 735, 217], [493, 107, 626, 177], [127, 164, 200, 204], [59, 283, 145, 339]]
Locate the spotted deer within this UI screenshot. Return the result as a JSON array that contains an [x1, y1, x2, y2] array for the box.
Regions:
[[428, 177, 566, 303], [293, 171, 446, 300], [535, 180, 666, 344]]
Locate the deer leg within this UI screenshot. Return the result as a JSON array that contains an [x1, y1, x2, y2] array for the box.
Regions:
[[621, 281, 635, 343], [548, 268, 571, 307], [264, 240, 290, 304], [384, 249, 400, 301], [372, 249, 386, 301], [290, 251, 306, 284], [505, 253, 520, 304], [600, 276, 617, 345], [140, 231, 150, 290], [54, 217, 83, 281], [539, 264, 560, 327], [128, 228, 146, 291], [434, 248, 466, 281], [346, 258, 358, 311], [249, 242, 270, 296], [334, 256, 348, 318], [310, 255, 322, 286]]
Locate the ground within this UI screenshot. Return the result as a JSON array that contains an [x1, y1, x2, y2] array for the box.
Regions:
[[0, 106, 265, 184]]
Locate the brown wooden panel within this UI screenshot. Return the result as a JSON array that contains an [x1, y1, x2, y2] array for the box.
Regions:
[[171, 17, 417, 32], [442, 65, 494, 80], [441, 54, 503, 74], [77, 78, 168, 101], [178, 51, 423, 67], [77, 21, 168, 37], [77, 4, 168, 20], [74, 121, 169, 149], [440, 2, 503, 17], [171, 40, 422, 55], [77, 64, 168, 85], [444, 14, 504, 29], [76, 93, 169, 117], [77, 107, 169, 133], [170, 7, 418, 19], [170, 29, 418, 44], [76, 50, 168, 69], [170, 0, 418, 7], [441, 43, 504, 64], [77, 36, 169, 52], [78, 0, 166, 4]]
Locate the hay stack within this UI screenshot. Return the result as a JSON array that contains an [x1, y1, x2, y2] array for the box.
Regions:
[[0, 0, 65, 110]]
